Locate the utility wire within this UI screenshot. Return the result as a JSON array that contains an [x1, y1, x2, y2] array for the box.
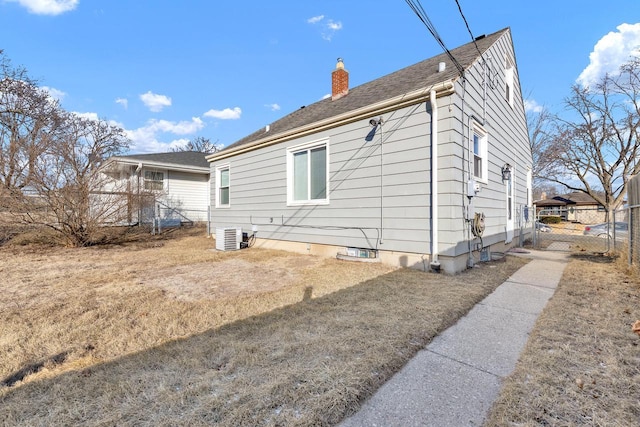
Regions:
[[454, 0, 484, 60], [404, 0, 466, 76]]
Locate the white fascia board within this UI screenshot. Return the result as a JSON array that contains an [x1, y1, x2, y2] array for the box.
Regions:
[[207, 80, 455, 162]]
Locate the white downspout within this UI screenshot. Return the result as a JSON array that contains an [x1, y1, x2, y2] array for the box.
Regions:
[[430, 89, 440, 271]]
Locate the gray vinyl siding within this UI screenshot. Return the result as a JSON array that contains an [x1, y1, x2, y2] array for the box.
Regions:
[[210, 30, 532, 259], [437, 30, 532, 257], [211, 102, 433, 254]]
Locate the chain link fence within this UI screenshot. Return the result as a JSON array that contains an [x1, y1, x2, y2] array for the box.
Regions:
[[533, 206, 628, 254]]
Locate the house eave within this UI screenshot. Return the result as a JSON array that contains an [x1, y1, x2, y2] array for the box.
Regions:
[[207, 80, 455, 163], [106, 158, 210, 174]]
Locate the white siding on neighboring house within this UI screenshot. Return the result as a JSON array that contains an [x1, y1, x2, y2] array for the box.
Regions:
[[164, 170, 210, 221]]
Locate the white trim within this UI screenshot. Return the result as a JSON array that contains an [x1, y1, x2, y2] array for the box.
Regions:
[[505, 55, 514, 108], [526, 167, 532, 208], [207, 81, 456, 162], [215, 164, 230, 208], [505, 164, 515, 243], [471, 122, 488, 184], [286, 138, 330, 206], [143, 169, 166, 191]]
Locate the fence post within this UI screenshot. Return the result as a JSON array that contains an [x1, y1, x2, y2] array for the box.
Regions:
[[533, 204, 537, 248]]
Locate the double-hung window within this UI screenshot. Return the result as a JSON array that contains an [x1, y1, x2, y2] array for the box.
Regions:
[[287, 139, 329, 205], [472, 124, 488, 183], [144, 170, 164, 191], [216, 165, 230, 207]]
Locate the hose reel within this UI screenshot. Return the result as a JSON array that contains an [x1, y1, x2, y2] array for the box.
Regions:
[[471, 212, 485, 238]]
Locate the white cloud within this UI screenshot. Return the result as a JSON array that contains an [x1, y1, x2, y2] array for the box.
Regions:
[[577, 23, 640, 88], [265, 103, 281, 111], [203, 107, 242, 120], [139, 91, 172, 112], [72, 111, 99, 121], [126, 117, 205, 153], [40, 86, 66, 101], [115, 97, 128, 109], [307, 14, 342, 41], [307, 15, 324, 24], [327, 20, 342, 31], [322, 20, 343, 41], [7, 0, 78, 15], [524, 99, 543, 113]]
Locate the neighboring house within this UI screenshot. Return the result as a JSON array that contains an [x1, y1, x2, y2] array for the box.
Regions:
[[101, 151, 210, 223], [207, 28, 532, 273], [535, 192, 607, 223]]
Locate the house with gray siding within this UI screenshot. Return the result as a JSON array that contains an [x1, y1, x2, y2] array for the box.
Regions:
[[207, 28, 532, 273], [101, 151, 210, 223]]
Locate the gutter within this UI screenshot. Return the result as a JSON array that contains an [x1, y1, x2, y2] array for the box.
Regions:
[[207, 80, 456, 162], [107, 158, 210, 174]]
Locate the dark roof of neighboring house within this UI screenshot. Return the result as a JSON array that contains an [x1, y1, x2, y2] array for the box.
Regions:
[[535, 192, 602, 207], [222, 28, 509, 152], [109, 151, 209, 169]]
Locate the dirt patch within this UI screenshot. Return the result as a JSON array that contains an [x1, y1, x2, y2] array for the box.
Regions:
[[143, 255, 325, 301]]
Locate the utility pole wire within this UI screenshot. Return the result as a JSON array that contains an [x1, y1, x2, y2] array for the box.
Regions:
[[404, 0, 466, 76], [454, 0, 484, 59]]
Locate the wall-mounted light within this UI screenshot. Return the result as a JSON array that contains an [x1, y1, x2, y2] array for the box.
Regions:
[[501, 163, 512, 182], [369, 117, 383, 127]]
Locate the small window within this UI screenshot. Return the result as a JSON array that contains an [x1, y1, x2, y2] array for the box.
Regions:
[[505, 56, 514, 107], [144, 170, 164, 191], [216, 165, 230, 207], [472, 124, 488, 183], [287, 140, 329, 205]]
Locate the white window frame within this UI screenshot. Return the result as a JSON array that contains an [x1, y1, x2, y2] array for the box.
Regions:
[[505, 55, 514, 108], [144, 170, 164, 191], [286, 139, 330, 206], [472, 123, 488, 184], [215, 164, 230, 208], [526, 168, 532, 207], [505, 164, 515, 243]]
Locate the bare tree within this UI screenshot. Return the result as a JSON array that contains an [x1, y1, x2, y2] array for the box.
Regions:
[[8, 113, 130, 246], [172, 136, 220, 153], [0, 52, 65, 192], [526, 104, 562, 197], [0, 52, 133, 245], [543, 56, 640, 217]]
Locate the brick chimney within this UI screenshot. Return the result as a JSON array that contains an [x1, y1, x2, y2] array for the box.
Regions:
[[331, 58, 349, 100]]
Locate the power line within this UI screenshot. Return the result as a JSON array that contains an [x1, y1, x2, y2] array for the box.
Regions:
[[404, 0, 466, 76], [454, 0, 484, 59]]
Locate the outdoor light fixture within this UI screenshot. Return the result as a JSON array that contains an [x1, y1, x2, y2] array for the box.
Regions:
[[369, 117, 383, 127], [501, 163, 512, 182]]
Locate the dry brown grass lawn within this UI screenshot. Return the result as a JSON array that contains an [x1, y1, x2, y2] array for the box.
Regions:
[[0, 227, 527, 426], [484, 253, 640, 426]]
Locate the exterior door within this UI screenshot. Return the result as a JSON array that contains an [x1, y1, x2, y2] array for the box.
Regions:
[[505, 169, 515, 243]]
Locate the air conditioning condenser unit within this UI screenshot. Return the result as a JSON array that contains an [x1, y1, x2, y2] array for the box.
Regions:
[[215, 227, 242, 251]]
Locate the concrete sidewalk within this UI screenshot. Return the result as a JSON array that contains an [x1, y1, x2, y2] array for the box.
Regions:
[[339, 249, 569, 427]]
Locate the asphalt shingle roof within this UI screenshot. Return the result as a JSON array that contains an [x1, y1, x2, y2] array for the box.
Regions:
[[224, 28, 509, 152]]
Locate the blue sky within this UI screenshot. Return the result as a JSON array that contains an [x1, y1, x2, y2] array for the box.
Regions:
[[1, 0, 638, 153]]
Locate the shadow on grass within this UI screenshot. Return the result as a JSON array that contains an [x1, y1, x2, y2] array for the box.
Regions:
[[0, 260, 524, 426]]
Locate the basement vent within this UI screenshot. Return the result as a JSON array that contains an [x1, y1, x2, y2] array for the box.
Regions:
[[215, 227, 242, 251]]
